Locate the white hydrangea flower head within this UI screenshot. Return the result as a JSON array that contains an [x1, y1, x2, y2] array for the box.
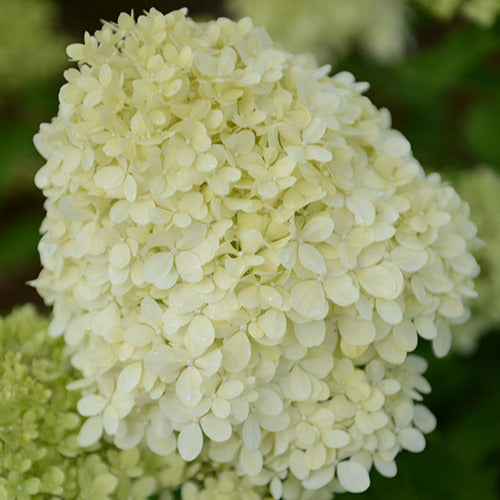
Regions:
[[33, 8, 478, 497], [226, 0, 409, 63]]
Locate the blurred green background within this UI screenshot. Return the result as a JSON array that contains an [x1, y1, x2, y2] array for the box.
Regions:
[[0, 0, 499, 498]]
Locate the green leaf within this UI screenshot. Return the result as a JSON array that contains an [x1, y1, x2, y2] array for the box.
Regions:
[[464, 98, 500, 166], [0, 212, 41, 272]]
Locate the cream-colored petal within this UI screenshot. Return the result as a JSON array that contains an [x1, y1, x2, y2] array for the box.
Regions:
[[176, 366, 203, 407], [239, 447, 263, 476], [177, 422, 203, 461], [146, 426, 176, 456], [200, 414, 232, 442], [375, 298, 403, 325], [117, 362, 142, 393], [298, 243, 327, 275], [357, 262, 403, 299], [124, 324, 154, 347], [254, 388, 283, 415], [144, 345, 184, 380], [390, 247, 428, 272], [346, 196, 375, 226], [222, 331, 251, 373], [294, 320, 325, 347], [78, 416, 103, 447], [301, 216, 334, 242], [242, 413, 261, 451], [195, 348, 222, 376], [399, 428, 425, 452], [175, 251, 203, 283], [142, 252, 175, 289], [186, 315, 215, 357], [337, 315, 376, 346], [290, 280, 328, 320], [302, 463, 334, 490], [337, 460, 370, 493], [94, 166, 125, 191], [323, 275, 359, 306], [77, 395, 107, 417], [260, 308, 287, 340]]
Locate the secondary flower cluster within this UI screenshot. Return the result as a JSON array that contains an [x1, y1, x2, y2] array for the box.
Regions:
[[451, 166, 500, 353], [33, 8, 478, 497], [417, 0, 500, 26], [0, 306, 192, 499], [227, 0, 409, 63], [0, 0, 67, 96], [227, 0, 499, 67]]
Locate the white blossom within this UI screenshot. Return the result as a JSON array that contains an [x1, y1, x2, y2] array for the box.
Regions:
[[34, 8, 478, 498]]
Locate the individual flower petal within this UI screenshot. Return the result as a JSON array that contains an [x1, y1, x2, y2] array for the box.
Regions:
[[78, 416, 103, 447], [117, 362, 143, 393], [294, 320, 325, 347], [298, 243, 327, 275], [399, 428, 426, 452], [94, 166, 125, 191], [222, 331, 251, 373], [337, 460, 370, 493], [142, 252, 176, 289], [200, 414, 232, 442], [77, 395, 107, 417], [186, 315, 215, 357], [240, 447, 263, 476], [254, 388, 283, 415], [176, 366, 203, 407], [261, 308, 287, 340], [290, 280, 328, 320], [124, 325, 154, 347], [357, 262, 403, 299], [242, 413, 261, 451], [301, 216, 335, 242], [323, 275, 359, 306], [346, 196, 376, 226], [337, 315, 376, 345], [376, 298, 403, 325], [175, 251, 203, 283], [178, 422, 203, 461]]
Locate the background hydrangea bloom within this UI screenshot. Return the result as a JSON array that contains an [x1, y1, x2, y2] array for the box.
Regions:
[[226, 0, 499, 66], [0, 0, 67, 97], [417, 0, 500, 26], [0, 306, 192, 499], [33, 9, 478, 497], [450, 166, 500, 353], [226, 0, 409, 63]]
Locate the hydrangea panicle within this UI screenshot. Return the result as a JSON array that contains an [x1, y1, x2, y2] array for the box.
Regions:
[[33, 8, 479, 498], [0, 306, 192, 499]]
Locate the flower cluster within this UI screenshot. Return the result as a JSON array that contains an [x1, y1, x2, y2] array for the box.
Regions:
[[0, 0, 67, 96], [417, 0, 500, 26], [450, 166, 500, 353], [226, 0, 409, 63], [34, 9, 478, 497], [0, 306, 192, 499]]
